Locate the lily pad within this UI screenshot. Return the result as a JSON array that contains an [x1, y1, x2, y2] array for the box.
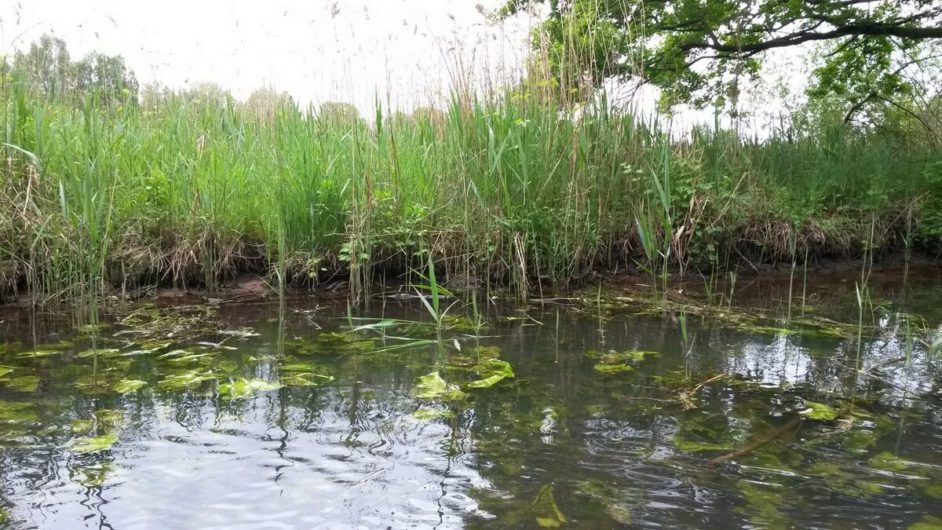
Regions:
[[218, 378, 283, 399], [114, 379, 147, 394], [71, 433, 118, 454], [414, 371, 467, 401]]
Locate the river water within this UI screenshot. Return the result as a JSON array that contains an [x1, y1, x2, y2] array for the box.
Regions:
[[1, 268, 940, 528]]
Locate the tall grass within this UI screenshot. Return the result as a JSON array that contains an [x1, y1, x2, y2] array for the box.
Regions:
[[0, 72, 939, 304]]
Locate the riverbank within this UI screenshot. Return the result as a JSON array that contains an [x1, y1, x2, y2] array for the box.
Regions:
[[2, 82, 941, 304]]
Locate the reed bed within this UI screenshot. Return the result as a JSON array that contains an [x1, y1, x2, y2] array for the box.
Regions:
[[1, 78, 939, 303]]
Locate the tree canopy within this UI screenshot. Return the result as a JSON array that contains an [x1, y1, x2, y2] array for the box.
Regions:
[[4, 35, 139, 106], [502, 0, 942, 117]]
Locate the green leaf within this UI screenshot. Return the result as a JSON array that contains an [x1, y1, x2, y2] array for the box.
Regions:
[[467, 359, 515, 389], [218, 378, 282, 399], [531, 484, 567, 528], [157, 369, 216, 390], [114, 379, 147, 394], [3, 375, 40, 392], [467, 374, 507, 388], [594, 363, 634, 375], [412, 407, 455, 421], [0, 366, 14, 378], [869, 451, 911, 472], [413, 371, 467, 401], [77, 348, 121, 358], [799, 401, 837, 421], [0, 401, 37, 424], [71, 433, 118, 454], [281, 372, 333, 387]]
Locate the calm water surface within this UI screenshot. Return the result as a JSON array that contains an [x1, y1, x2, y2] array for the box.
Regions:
[[1, 269, 941, 529]]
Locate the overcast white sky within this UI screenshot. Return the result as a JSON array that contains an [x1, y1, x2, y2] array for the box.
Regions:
[[0, 0, 539, 114], [0, 0, 809, 131]]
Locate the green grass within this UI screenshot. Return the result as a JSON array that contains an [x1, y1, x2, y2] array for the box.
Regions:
[[0, 77, 940, 303]]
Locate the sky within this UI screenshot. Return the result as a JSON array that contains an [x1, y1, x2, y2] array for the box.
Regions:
[[0, 0, 810, 132], [0, 0, 536, 115]]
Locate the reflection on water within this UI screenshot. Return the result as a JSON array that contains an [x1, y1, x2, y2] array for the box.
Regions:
[[0, 269, 941, 528]]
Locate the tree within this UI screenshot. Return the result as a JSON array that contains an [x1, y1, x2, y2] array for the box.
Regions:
[[242, 87, 295, 123], [501, 0, 942, 114], [12, 35, 72, 99], [9, 35, 139, 106], [72, 52, 139, 106], [317, 101, 362, 129]]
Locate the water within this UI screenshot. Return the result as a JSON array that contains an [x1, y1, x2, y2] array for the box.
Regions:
[[1, 269, 941, 529]]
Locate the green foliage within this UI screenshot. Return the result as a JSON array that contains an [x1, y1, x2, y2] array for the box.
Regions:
[[10, 34, 138, 106], [0, 34, 940, 303], [218, 378, 283, 400], [800, 401, 837, 421], [413, 371, 467, 401], [503, 0, 942, 113], [530, 484, 568, 528], [70, 433, 118, 454]]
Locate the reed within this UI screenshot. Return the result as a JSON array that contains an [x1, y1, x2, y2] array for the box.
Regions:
[[0, 63, 939, 305]]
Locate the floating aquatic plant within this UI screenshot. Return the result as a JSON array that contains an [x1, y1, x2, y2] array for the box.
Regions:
[[71, 433, 119, 454], [113, 379, 147, 394], [530, 484, 568, 528], [218, 378, 283, 399], [467, 359, 515, 389], [3, 376, 40, 392], [413, 371, 467, 401], [589, 349, 658, 375], [800, 401, 837, 421]]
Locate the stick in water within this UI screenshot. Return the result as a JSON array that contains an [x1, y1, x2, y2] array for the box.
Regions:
[[708, 415, 802, 467]]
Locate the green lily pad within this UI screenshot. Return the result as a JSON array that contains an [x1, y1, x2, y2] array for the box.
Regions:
[[114, 379, 147, 394], [3, 375, 40, 392], [218, 378, 283, 399], [414, 371, 467, 401], [800, 401, 837, 421], [71, 433, 118, 454]]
